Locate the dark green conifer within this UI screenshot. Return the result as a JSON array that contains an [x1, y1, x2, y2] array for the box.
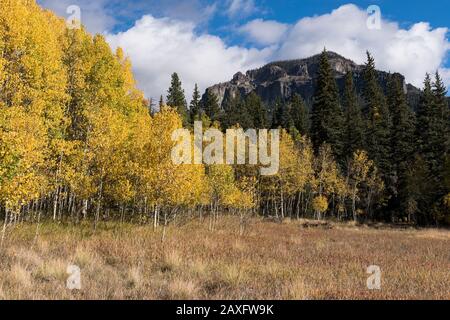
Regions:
[[244, 92, 268, 128], [167, 72, 188, 125], [189, 83, 202, 122], [361, 52, 392, 176], [310, 49, 344, 158], [342, 71, 364, 157], [203, 89, 222, 122], [387, 74, 416, 216], [290, 93, 309, 135]]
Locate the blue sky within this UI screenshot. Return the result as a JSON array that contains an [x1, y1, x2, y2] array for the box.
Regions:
[[39, 0, 450, 99], [260, 1, 450, 28]]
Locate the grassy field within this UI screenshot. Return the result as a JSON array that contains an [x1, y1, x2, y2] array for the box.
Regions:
[[0, 217, 448, 300]]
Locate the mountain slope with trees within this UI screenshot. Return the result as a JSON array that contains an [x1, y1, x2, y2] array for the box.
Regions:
[[204, 51, 423, 112]]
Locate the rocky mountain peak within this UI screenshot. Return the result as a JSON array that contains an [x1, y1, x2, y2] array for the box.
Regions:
[[204, 51, 421, 110]]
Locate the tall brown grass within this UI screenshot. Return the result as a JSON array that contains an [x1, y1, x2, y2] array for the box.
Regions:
[[0, 217, 448, 300]]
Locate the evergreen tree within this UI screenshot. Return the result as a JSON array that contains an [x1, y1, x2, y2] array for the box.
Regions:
[[361, 52, 392, 180], [290, 93, 309, 136], [444, 154, 450, 198], [167, 72, 188, 125], [416, 74, 449, 178], [342, 71, 364, 157], [159, 95, 165, 109], [405, 155, 434, 224], [203, 89, 222, 122], [310, 49, 344, 159], [272, 97, 285, 128], [430, 72, 449, 180], [189, 83, 202, 122], [221, 93, 235, 128], [416, 74, 434, 155], [280, 102, 294, 129], [414, 73, 450, 224], [222, 93, 254, 129], [272, 95, 308, 133], [245, 92, 268, 128], [387, 74, 416, 216], [416, 72, 449, 202]]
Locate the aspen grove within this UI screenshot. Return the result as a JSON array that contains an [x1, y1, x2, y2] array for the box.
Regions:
[[0, 0, 449, 243]]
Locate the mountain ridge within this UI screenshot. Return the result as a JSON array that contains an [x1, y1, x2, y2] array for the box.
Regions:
[[203, 51, 422, 110]]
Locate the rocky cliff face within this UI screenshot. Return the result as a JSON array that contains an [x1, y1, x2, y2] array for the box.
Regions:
[[204, 51, 422, 110]]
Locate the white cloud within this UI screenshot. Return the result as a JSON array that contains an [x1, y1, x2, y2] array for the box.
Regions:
[[226, 0, 257, 18], [106, 15, 273, 100], [104, 3, 449, 100], [240, 19, 289, 45], [275, 4, 450, 88]]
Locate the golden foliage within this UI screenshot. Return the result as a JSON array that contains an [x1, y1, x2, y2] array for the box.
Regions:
[[312, 196, 328, 214], [0, 1, 386, 224]]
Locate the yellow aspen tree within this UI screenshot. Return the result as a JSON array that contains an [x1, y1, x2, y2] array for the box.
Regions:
[[0, 0, 67, 225], [348, 150, 373, 221], [207, 164, 236, 231], [261, 130, 313, 219], [235, 176, 257, 235], [313, 144, 347, 220], [292, 134, 315, 218], [0, 107, 48, 244], [312, 195, 329, 217], [144, 106, 184, 229], [365, 164, 384, 220]]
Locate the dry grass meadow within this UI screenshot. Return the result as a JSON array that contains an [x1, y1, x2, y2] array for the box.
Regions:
[[0, 217, 448, 300]]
